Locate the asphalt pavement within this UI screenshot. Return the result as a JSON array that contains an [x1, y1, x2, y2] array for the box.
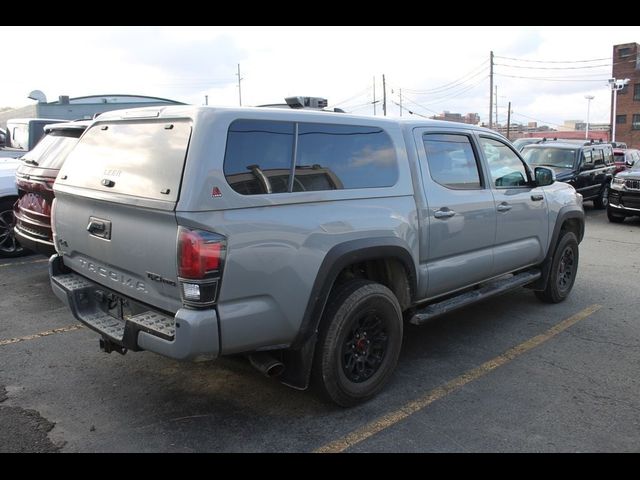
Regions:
[[1, 205, 639, 452]]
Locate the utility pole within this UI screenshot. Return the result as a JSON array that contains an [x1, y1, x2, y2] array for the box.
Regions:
[[489, 50, 494, 129], [399, 88, 403, 117], [506, 101, 511, 140], [585, 95, 594, 140], [373, 76, 376, 116], [236, 64, 243, 106], [495, 85, 498, 128], [383, 74, 387, 116]]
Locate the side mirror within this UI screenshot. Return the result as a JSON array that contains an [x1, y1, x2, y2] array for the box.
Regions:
[[535, 166, 555, 186], [625, 159, 635, 168]]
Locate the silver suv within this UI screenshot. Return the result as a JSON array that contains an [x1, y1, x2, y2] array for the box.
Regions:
[[49, 105, 584, 406]]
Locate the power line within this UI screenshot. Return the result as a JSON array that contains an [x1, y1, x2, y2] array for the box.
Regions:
[[332, 86, 372, 108], [400, 94, 440, 115], [397, 73, 488, 106], [494, 55, 610, 63], [404, 75, 488, 108], [495, 73, 610, 83], [494, 63, 611, 70], [402, 66, 489, 96], [391, 100, 430, 118], [402, 59, 488, 94]]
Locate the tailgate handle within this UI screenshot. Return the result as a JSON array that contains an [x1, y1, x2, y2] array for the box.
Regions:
[[87, 217, 112, 240], [87, 221, 105, 233]]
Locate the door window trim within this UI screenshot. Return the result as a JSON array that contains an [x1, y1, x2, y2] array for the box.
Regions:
[[478, 134, 533, 189], [421, 132, 486, 190]]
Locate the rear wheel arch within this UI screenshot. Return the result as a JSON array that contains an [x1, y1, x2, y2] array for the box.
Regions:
[[279, 238, 416, 390]]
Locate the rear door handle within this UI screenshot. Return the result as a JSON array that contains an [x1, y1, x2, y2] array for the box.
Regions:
[[434, 209, 456, 219], [497, 203, 512, 212], [531, 194, 544, 201]]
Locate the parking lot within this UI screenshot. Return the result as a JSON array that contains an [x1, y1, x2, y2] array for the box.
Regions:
[[1, 205, 639, 452]]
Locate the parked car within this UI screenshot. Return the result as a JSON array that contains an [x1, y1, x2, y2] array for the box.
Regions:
[[511, 137, 544, 151], [0, 156, 24, 257], [521, 139, 615, 208], [613, 148, 640, 173], [49, 105, 584, 406], [607, 159, 640, 222], [13, 121, 90, 256]]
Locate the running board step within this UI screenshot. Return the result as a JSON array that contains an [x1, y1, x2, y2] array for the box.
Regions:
[[410, 269, 541, 325]]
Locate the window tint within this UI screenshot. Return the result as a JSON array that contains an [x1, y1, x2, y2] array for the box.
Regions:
[[296, 123, 397, 190], [20, 130, 83, 169], [422, 134, 481, 189], [224, 120, 397, 195], [522, 147, 576, 169], [603, 147, 614, 165], [224, 120, 294, 195], [59, 121, 192, 202], [480, 137, 529, 188], [592, 149, 604, 167]]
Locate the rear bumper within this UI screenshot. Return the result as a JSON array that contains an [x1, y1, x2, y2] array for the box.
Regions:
[[14, 226, 56, 256], [49, 254, 219, 361]]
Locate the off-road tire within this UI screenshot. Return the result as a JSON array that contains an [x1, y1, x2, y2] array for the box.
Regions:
[[535, 232, 579, 303], [313, 279, 403, 407]]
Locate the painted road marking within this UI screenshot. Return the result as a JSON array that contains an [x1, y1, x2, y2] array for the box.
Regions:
[[0, 324, 85, 347], [0, 258, 48, 268], [315, 304, 602, 453]]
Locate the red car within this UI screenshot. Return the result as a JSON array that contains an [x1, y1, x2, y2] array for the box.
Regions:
[[613, 148, 640, 174], [13, 121, 90, 255]]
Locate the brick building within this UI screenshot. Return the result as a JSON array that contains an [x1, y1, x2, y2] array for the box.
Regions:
[[612, 43, 640, 147], [431, 111, 480, 125]]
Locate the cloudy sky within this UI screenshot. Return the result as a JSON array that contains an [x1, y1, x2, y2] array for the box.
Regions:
[[1, 26, 637, 127]]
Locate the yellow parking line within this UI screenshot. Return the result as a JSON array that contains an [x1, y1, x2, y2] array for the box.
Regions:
[[314, 304, 602, 453], [0, 258, 48, 268], [0, 324, 85, 347]]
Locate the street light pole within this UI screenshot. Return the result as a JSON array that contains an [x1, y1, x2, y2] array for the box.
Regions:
[[585, 95, 594, 140], [609, 78, 631, 143]]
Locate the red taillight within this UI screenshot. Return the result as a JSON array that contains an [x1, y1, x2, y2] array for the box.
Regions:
[[177, 227, 225, 279]]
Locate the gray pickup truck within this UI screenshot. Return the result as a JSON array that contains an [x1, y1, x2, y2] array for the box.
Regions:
[[49, 105, 584, 406]]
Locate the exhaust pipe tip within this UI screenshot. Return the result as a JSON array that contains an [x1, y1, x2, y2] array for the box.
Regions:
[[249, 352, 285, 378]]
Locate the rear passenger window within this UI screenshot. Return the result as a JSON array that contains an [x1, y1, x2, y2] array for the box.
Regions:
[[224, 119, 398, 195], [224, 120, 294, 195], [593, 149, 604, 167], [422, 134, 482, 189], [296, 123, 398, 190], [604, 147, 614, 165]]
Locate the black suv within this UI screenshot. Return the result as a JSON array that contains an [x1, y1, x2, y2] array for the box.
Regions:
[[521, 140, 615, 208]]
